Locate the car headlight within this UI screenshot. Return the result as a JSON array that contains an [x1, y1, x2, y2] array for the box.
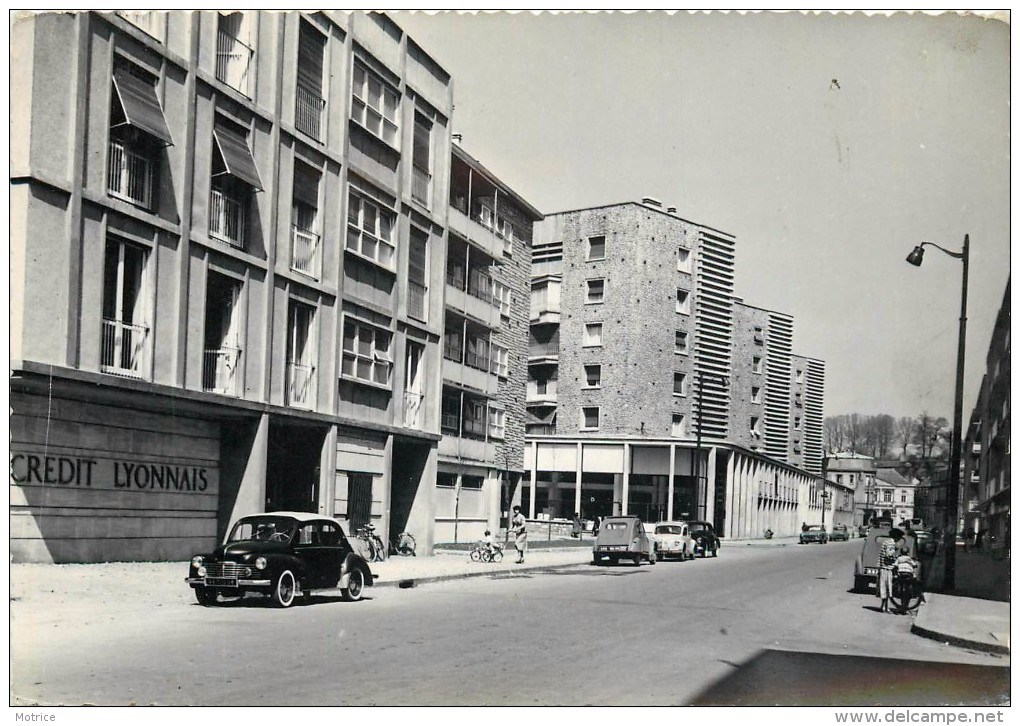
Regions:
[[197, 565, 207, 577], [255, 557, 267, 571], [191, 556, 204, 568]]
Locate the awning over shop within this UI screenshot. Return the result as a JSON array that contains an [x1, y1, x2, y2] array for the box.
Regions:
[[213, 125, 263, 191], [112, 66, 173, 145]]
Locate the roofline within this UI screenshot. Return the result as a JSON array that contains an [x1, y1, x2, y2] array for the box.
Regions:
[[544, 201, 734, 239], [451, 144, 544, 221]]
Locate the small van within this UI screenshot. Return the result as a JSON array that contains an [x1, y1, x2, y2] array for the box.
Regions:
[[592, 515, 657, 566]]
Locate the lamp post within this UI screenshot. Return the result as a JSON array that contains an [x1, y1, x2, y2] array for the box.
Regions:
[[905, 235, 969, 590], [692, 371, 729, 521], [820, 487, 832, 529]]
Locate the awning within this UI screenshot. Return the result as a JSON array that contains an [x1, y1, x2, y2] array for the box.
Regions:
[[213, 125, 263, 191], [112, 67, 173, 145], [526, 409, 556, 426]]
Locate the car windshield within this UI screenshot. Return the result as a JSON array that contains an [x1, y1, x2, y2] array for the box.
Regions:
[[604, 522, 629, 531], [808, 526, 824, 532], [228, 517, 297, 543], [655, 525, 685, 535]]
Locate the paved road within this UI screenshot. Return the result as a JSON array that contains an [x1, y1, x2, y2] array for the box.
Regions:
[[10, 542, 1008, 706]]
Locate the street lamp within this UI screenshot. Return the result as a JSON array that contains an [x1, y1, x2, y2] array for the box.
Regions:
[[820, 488, 832, 529], [692, 371, 729, 521], [905, 235, 969, 591]]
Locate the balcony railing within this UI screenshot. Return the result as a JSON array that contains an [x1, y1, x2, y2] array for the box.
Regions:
[[209, 188, 245, 248], [404, 391, 424, 429], [203, 346, 242, 396], [101, 318, 150, 379], [295, 84, 325, 140], [462, 417, 486, 438], [107, 140, 153, 209], [443, 340, 463, 363], [216, 30, 253, 96], [411, 166, 431, 207], [291, 227, 321, 279], [407, 280, 427, 321], [286, 361, 316, 409], [441, 411, 459, 435]]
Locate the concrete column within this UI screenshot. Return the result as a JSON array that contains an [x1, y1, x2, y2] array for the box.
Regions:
[[705, 446, 718, 524], [613, 474, 623, 515], [667, 443, 676, 521], [574, 442, 583, 517], [724, 450, 736, 538], [529, 441, 538, 520], [487, 468, 501, 534], [548, 472, 561, 518], [227, 413, 269, 528], [622, 442, 631, 515]]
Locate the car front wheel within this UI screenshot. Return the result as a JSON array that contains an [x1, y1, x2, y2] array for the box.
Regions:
[[194, 586, 218, 607], [341, 568, 365, 602], [712, 544, 718, 558], [272, 570, 297, 608]]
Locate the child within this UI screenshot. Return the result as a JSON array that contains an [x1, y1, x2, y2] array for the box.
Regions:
[[482, 529, 496, 558]]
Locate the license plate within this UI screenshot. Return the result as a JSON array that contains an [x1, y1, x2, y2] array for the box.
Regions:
[[206, 577, 237, 587], [864, 568, 877, 575]]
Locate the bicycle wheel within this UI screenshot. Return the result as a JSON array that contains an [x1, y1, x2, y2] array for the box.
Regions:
[[372, 536, 386, 562], [470, 548, 482, 562], [480, 550, 493, 563], [364, 538, 378, 563], [890, 576, 923, 613], [490, 549, 504, 563]]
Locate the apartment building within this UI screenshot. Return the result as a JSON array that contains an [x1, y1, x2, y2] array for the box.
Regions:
[[963, 279, 1010, 549], [436, 143, 542, 542], [10, 10, 457, 562], [521, 198, 830, 539]]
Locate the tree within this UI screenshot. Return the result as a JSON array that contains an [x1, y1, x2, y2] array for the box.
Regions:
[[914, 411, 949, 460], [824, 416, 846, 453], [896, 416, 915, 457], [874, 414, 895, 458]]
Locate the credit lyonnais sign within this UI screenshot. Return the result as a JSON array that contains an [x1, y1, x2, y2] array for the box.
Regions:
[[10, 452, 214, 492]]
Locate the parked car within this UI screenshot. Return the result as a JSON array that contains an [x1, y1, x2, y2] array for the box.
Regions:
[[853, 524, 894, 593], [829, 525, 850, 542], [799, 525, 828, 544], [186, 512, 375, 608], [857, 525, 869, 538], [592, 515, 657, 566], [648, 521, 694, 561], [913, 528, 937, 556], [688, 520, 720, 558]]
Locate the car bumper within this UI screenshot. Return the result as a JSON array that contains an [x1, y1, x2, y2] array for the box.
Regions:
[[186, 577, 272, 588]]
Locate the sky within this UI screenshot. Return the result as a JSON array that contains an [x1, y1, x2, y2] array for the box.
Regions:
[[392, 10, 1011, 422]]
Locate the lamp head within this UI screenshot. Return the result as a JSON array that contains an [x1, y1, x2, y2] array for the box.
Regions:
[[906, 246, 925, 266]]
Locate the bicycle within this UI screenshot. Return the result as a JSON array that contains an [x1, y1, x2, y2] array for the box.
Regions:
[[354, 525, 385, 563], [390, 531, 416, 557], [469, 541, 504, 563], [889, 557, 925, 614]]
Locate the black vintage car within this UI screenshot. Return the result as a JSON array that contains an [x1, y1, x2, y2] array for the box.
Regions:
[[186, 512, 374, 608], [688, 520, 720, 558]]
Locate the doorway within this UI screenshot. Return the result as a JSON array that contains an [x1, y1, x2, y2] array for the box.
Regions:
[[265, 421, 327, 513]]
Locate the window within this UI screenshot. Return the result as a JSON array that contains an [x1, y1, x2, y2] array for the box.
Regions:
[[346, 189, 396, 269], [463, 398, 486, 437], [583, 322, 603, 347], [210, 118, 263, 248], [796, 369, 804, 384], [675, 330, 688, 354], [584, 364, 602, 388], [673, 372, 687, 396], [677, 247, 691, 273], [675, 288, 690, 314], [351, 61, 399, 147], [286, 300, 316, 408], [750, 416, 761, 438], [291, 161, 321, 279], [794, 416, 801, 429], [488, 407, 506, 440], [586, 278, 605, 304], [465, 333, 490, 371], [101, 237, 150, 378], [492, 280, 511, 317], [491, 345, 509, 378], [461, 475, 485, 490], [793, 441, 801, 454], [441, 391, 460, 434], [403, 341, 425, 429], [216, 12, 254, 96], [900, 492, 907, 503], [444, 321, 463, 362], [582, 407, 600, 430], [295, 21, 326, 140], [751, 386, 762, 404], [411, 112, 432, 206], [406, 226, 428, 322], [671, 414, 687, 438], [587, 235, 606, 261], [341, 317, 393, 388], [794, 392, 803, 407], [203, 272, 244, 395], [753, 356, 763, 373], [108, 59, 172, 210], [753, 326, 764, 345], [436, 471, 457, 488]]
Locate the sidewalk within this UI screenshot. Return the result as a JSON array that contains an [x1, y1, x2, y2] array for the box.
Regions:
[[371, 545, 592, 588], [911, 547, 1011, 655]]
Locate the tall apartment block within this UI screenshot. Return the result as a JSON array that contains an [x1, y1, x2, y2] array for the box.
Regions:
[[8, 10, 541, 563], [962, 278, 1010, 548], [523, 199, 840, 538]]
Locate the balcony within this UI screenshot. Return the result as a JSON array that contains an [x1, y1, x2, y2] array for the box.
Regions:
[[286, 362, 316, 409], [407, 280, 427, 322], [445, 284, 500, 329], [215, 30, 253, 96], [291, 227, 321, 280], [447, 205, 503, 261], [530, 285, 561, 325], [528, 341, 560, 364], [404, 391, 425, 430], [203, 346, 242, 396], [438, 430, 494, 463], [442, 359, 497, 395], [295, 84, 325, 141], [209, 189, 246, 248], [527, 381, 558, 404], [101, 318, 150, 379], [107, 140, 153, 209], [411, 166, 431, 207]]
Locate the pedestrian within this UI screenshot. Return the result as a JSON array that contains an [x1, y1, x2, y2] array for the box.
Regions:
[[511, 505, 528, 563], [876, 528, 903, 613], [976, 529, 985, 550], [964, 527, 975, 552], [571, 512, 582, 539], [592, 516, 601, 538], [802, 521, 809, 533]]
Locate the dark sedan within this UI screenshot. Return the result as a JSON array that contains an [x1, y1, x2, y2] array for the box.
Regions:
[[799, 525, 828, 544], [829, 525, 850, 542], [688, 520, 720, 558], [186, 512, 374, 608]]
